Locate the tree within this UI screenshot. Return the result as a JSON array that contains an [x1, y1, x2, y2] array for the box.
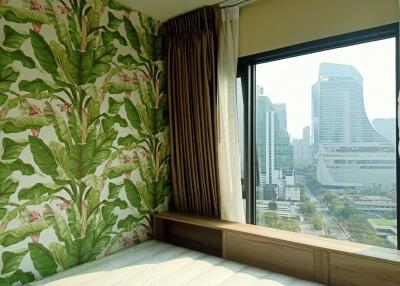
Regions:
[[300, 201, 315, 216], [311, 215, 323, 230], [340, 206, 355, 219], [268, 201, 278, 210]]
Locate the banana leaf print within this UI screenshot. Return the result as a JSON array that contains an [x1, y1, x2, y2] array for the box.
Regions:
[[0, 0, 169, 285]]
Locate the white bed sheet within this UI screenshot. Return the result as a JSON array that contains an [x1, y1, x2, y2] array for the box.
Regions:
[[28, 240, 323, 286]]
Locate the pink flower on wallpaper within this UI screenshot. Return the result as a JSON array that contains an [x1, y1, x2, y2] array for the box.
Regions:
[[57, 102, 72, 112], [31, 233, 40, 243], [122, 234, 133, 248], [58, 3, 71, 14], [123, 154, 134, 179], [123, 91, 132, 99], [57, 199, 71, 211], [140, 148, 149, 158], [30, 0, 43, 33], [122, 72, 132, 83], [28, 210, 42, 222], [27, 102, 42, 116], [27, 102, 42, 137], [138, 71, 149, 82], [31, 128, 40, 137], [28, 210, 43, 244], [136, 225, 148, 241]]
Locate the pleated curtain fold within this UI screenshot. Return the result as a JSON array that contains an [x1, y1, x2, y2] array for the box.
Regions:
[[166, 6, 221, 218], [218, 7, 245, 222]]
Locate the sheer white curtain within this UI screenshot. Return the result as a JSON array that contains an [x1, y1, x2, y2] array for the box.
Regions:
[[218, 7, 245, 222]]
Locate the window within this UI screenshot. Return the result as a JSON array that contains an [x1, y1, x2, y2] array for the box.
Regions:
[[237, 24, 399, 249]]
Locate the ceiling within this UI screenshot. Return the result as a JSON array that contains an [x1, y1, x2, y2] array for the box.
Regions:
[[120, 0, 223, 22]]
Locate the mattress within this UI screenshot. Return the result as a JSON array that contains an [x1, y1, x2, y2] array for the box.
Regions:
[[29, 240, 323, 286]]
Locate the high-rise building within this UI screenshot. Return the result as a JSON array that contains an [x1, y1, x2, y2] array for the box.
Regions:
[[273, 104, 293, 177], [311, 85, 319, 148], [372, 118, 396, 143], [273, 103, 287, 133], [256, 85, 275, 189], [312, 63, 388, 145], [256, 85, 295, 199], [292, 139, 302, 161], [303, 126, 310, 146], [292, 127, 312, 163], [312, 63, 395, 187], [301, 126, 311, 162]]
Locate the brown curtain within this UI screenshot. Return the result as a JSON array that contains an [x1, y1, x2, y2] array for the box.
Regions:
[[166, 6, 221, 218]]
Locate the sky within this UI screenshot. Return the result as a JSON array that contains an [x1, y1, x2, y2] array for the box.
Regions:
[[256, 37, 397, 139]]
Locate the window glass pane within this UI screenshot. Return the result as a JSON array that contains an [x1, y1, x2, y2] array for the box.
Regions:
[[255, 38, 397, 249]]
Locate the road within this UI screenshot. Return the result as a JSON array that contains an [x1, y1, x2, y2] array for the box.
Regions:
[[308, 191, 350, 240]]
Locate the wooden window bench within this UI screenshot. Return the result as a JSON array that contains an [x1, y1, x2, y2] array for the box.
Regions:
[[153, 211, 400, 286]]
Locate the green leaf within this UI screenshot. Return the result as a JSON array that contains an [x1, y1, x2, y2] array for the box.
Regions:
[[18, 183, 61, 201], [0, 221, 49, 247], [91, 130, 117, 166], [102, 29, 127, 46], [0, 93, 7, 106], [0, 160, 34, 183], [0, 47, 35, 69], [117, 134, 145, 146], [0, 116, 50, 133], [45, 1, 73, 51], [124, 179, 141, 209], [67, 132, 115, 179], [0, 270, 34, 286], [1, 249, 28, 274], [108, 0, 133, 11], [102, 114, 128, 130], [2, 138, 28, 160], [103, 162, 136, 179], [18, 78, 62, 93], [124, 98, 141, 130], [0, 180, 17, 206], [30, 29, 59, 75], [70, 46, 117, 85], [117, 214, 143, 229], [68, 143, 93, 179], [29, 135, 59, 178], [49, 141, 72, 178], [68, 214, 117, 264], [108, 97, 123, 114], [152, 107, 166, 134], [0, 6, 49, 24], [86, 97, 101, 124], [48, 242, 72, 270], [108, 11, 122, 30], [0, 67, 18, 93], [3, 25, 28, 49], [67, 203, 80, 239], [102, 198, 127, 218], [117, 54, 140, 66], [89, 215, 117, 261], [43, 205, 73, 246], [123, 16, 141, 52], [108, 182, 123, 200], [0, 208, 6, 220], [106, 81, 134, 94], [46, 106, 73, 149], [29, 242, 58, 277]]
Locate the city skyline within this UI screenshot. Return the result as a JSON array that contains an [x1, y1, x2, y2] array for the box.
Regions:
[[256, 37, 396, 139]]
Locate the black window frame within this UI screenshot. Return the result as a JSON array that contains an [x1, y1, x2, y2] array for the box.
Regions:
[[237, 23, 400, 249]]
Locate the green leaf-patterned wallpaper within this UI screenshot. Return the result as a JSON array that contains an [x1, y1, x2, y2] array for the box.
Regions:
[[0, 0, 169, 285]]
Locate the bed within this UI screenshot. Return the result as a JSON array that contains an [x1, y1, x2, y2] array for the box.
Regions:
[[29, 240, 323, 286]]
